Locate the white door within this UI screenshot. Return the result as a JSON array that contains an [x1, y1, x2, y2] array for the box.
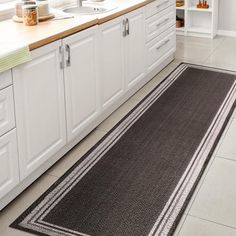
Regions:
[[13, 40, 67, 180], [0, 129, 19, 199], [125, 8, 146, 89], [63, 26, 100, 142], [99, 16, 125, 110]]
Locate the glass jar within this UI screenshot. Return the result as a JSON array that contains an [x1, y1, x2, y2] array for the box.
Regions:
[[36, 0, 50, 17], [15, 0, 36, 18], [22, 4, 39, 26]]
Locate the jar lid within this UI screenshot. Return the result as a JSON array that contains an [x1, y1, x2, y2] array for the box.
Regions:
[[23, 4, 38, 9], [24, 1, 37, 5]]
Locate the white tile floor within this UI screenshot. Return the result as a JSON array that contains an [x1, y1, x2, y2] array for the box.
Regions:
[[174, 35, 236, 236], [0, 35, 236, 235]]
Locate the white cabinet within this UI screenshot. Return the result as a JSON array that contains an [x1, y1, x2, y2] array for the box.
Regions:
[[13, 40, 67, 180], [0, 70, 12, 90], [146, 5, 175, 42], [99, 16, 125, 110], [147, 26, 176, 73], [0, 129, 19, 199], [63, 26, 100, 142], [125, 8, 146, 89], [145, 1, 176, 75], [99, 7, 146, 110], [146, 0, 175, 18], [0, 86, 15, 137]]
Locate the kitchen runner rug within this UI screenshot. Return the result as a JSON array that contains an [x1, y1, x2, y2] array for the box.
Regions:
[[11, 64, 236, 236]]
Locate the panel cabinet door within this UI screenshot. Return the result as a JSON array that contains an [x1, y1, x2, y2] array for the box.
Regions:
[[99, 16, 125, 110], [13, 40, 67, 180], [63, 26, 100, 142], [125, 7, 146, 89], [0, 129, 19, 199], [0, 86, 15, 137]]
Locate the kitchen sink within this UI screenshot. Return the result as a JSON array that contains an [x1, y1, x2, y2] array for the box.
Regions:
[[63, 5, 117, 15]]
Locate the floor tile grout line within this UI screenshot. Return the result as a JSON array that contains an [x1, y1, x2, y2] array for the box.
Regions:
[[187, 213, 236, 231], [45, 173, 60, 179], [96, 127, 108, 133], [94, 129, 107, 135], [215, 155, 236, 162], [203, 36, 227, 64], [176, 214, 188, 236], [176, 36, 227, 65]]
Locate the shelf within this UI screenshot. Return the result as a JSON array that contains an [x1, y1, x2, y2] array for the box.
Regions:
[[175, 0, 217, 38], [176, 27, 185, 32], [187, 6, 212, 12], [176, 6, 185, 10], [187, 26, 211, 34]]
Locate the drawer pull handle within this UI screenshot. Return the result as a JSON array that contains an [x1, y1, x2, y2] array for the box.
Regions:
[[156, 39, 170, 50], [156, 18, 170, 28], [156, 0, 169, 8]]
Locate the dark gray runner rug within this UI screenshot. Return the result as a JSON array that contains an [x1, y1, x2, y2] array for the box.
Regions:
[[11, 64, 236, 236]]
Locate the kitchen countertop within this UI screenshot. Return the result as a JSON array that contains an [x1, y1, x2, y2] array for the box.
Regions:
[[0, 0, 153, 51]]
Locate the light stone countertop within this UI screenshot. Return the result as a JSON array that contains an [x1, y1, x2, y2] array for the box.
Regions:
[[0, 0, 153, 51]]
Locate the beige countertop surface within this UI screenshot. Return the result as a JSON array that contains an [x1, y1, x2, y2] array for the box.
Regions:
[[0, 0, 153, 51]]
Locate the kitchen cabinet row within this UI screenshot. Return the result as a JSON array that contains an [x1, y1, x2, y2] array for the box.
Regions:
[[0, 2, 176, 209]]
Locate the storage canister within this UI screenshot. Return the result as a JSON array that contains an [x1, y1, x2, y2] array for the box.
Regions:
[[22, 4, 39, 26]]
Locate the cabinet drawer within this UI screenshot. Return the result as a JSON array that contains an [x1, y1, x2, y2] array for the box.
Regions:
[[0, 86, 15, 137], [147, 27, 175, 72], [145, 0, 175, 18], [0, 70, 12, 91], [0, 129, 19, 199], [146, 5, 175, 42]]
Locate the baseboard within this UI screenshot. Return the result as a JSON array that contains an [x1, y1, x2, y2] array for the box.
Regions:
[[217, 30, 236, 37]]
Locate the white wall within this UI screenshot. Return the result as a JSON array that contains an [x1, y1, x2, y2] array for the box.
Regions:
[[218, 0, 236, 32]]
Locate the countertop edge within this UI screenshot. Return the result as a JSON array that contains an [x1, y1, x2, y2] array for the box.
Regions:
[[0, 0, 156, 51], [29, 19, 99, 50]]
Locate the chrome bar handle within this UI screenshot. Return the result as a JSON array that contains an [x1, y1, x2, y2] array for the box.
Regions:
[[156, 18, 170, 28], [123, 19, 127, 37], [156, 39, 170, 50], [59, 46, 64, 69], [156, 0, 169, 8], [66, 44, 71, 67], [126, 18, 130, 35]]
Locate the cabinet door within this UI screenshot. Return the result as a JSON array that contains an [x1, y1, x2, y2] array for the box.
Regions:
[[125, 8, 146, 89], [0, 70, 12, 90], [63, 26, 100, 142], [0, 129, 19, 199], [13, 41, 67, 180], [99, 16, 125, 110], [0, 86, 15, 137]]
